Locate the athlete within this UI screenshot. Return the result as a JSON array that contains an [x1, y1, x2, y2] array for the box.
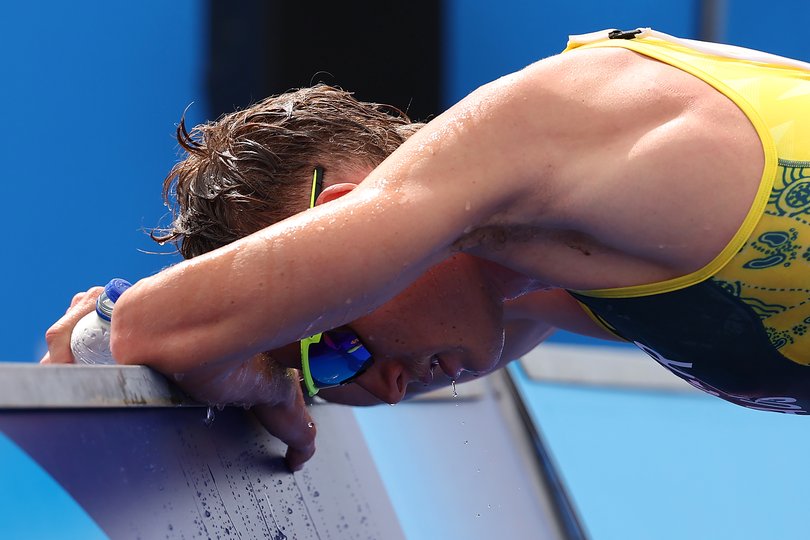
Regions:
[[42, 29, 810, 470]]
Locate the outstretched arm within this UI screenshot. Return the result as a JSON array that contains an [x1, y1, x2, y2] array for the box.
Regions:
[[41, 287, 316, 471], [111, 61, 561, 374]]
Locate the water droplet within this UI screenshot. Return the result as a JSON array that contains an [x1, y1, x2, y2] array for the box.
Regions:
[[307, 422, 315, 428], [204, 510, 211, 518], [204, 407, 215, 426], [451, 380, 458, 398]]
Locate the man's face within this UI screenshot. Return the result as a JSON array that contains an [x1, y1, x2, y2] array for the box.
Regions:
[[302, 166, 506, 404], [345, 253, 507, 404]]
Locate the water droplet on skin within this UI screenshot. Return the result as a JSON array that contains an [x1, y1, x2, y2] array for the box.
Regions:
[[307, 422, 315, 428], [451, 380, 458, 398], [204, 407, 215, 426]]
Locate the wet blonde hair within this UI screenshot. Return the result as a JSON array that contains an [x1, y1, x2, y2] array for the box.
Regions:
[[155, 84, 422, 258]]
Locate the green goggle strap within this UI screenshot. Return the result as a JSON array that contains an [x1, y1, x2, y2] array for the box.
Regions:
[[301, 167, 325, 397], [310, 167, 324, 208], [300, 333, 322, 397]]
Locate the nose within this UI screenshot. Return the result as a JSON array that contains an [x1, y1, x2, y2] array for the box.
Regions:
[[438, 356, 464, 381], [353, 362, 409, 404]]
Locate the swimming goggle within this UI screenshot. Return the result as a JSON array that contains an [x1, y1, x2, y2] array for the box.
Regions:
[[299, 167, 374, 397], [300, 328, 374, 397]]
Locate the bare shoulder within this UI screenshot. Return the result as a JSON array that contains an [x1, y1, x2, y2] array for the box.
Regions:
[[328, 47, 764, 291], [451, 47, 765, 289], [552, 47, 764, 274]]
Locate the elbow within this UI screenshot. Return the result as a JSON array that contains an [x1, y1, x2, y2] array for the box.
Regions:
[[109, 279, 164, 368], [110, 290, 146, 366], [110, 277, 211, 373]]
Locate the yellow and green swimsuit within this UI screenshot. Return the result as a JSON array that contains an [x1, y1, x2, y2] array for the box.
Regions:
[[565, 29, 810, 414]]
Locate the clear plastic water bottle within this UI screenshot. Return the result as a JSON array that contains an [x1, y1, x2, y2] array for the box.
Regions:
[[70, 278, 132, 365]]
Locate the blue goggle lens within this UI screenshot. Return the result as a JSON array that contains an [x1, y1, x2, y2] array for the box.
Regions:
[[307, 329, 373, 387]]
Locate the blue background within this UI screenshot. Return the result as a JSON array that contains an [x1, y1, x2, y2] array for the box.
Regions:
[[0, 2, 204, 362], [5, 1, 810, 539]]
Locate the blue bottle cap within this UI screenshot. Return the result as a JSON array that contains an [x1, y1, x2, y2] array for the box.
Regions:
[[104, 278, 132, 303]]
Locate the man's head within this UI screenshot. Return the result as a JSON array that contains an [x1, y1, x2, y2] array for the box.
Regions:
[[155, 84, 422, 258], [154, 85, 511, 404]]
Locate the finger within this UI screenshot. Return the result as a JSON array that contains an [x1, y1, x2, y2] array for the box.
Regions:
[[68, 291, 88, 311], [252, 385, 317, 471], [43, 286, 104, 364]]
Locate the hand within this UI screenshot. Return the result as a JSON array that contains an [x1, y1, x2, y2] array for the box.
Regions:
[[163, 353, 317, 471], [41, 286, 104, 364], [42, 288, 316, 469], [253, 387, 317, 471]]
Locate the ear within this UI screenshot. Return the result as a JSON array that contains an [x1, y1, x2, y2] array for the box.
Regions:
[[315, 182, 358, 205]]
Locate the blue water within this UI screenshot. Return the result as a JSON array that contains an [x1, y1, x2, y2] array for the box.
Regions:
[[511, 363, 810, 540], [0, 433, 107, 540]]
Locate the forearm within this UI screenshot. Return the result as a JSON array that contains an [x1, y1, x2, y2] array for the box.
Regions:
[[111, 61, 561, 373], [110, 188, 457, 372]]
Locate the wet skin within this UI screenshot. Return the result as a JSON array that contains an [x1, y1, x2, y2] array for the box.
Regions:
[[326, 253, 510, 404], [45, 46, 765, 468]]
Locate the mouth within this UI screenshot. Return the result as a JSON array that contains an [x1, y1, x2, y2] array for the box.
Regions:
[[435, 356, 461, 380], [418, 356, 441, 386]]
